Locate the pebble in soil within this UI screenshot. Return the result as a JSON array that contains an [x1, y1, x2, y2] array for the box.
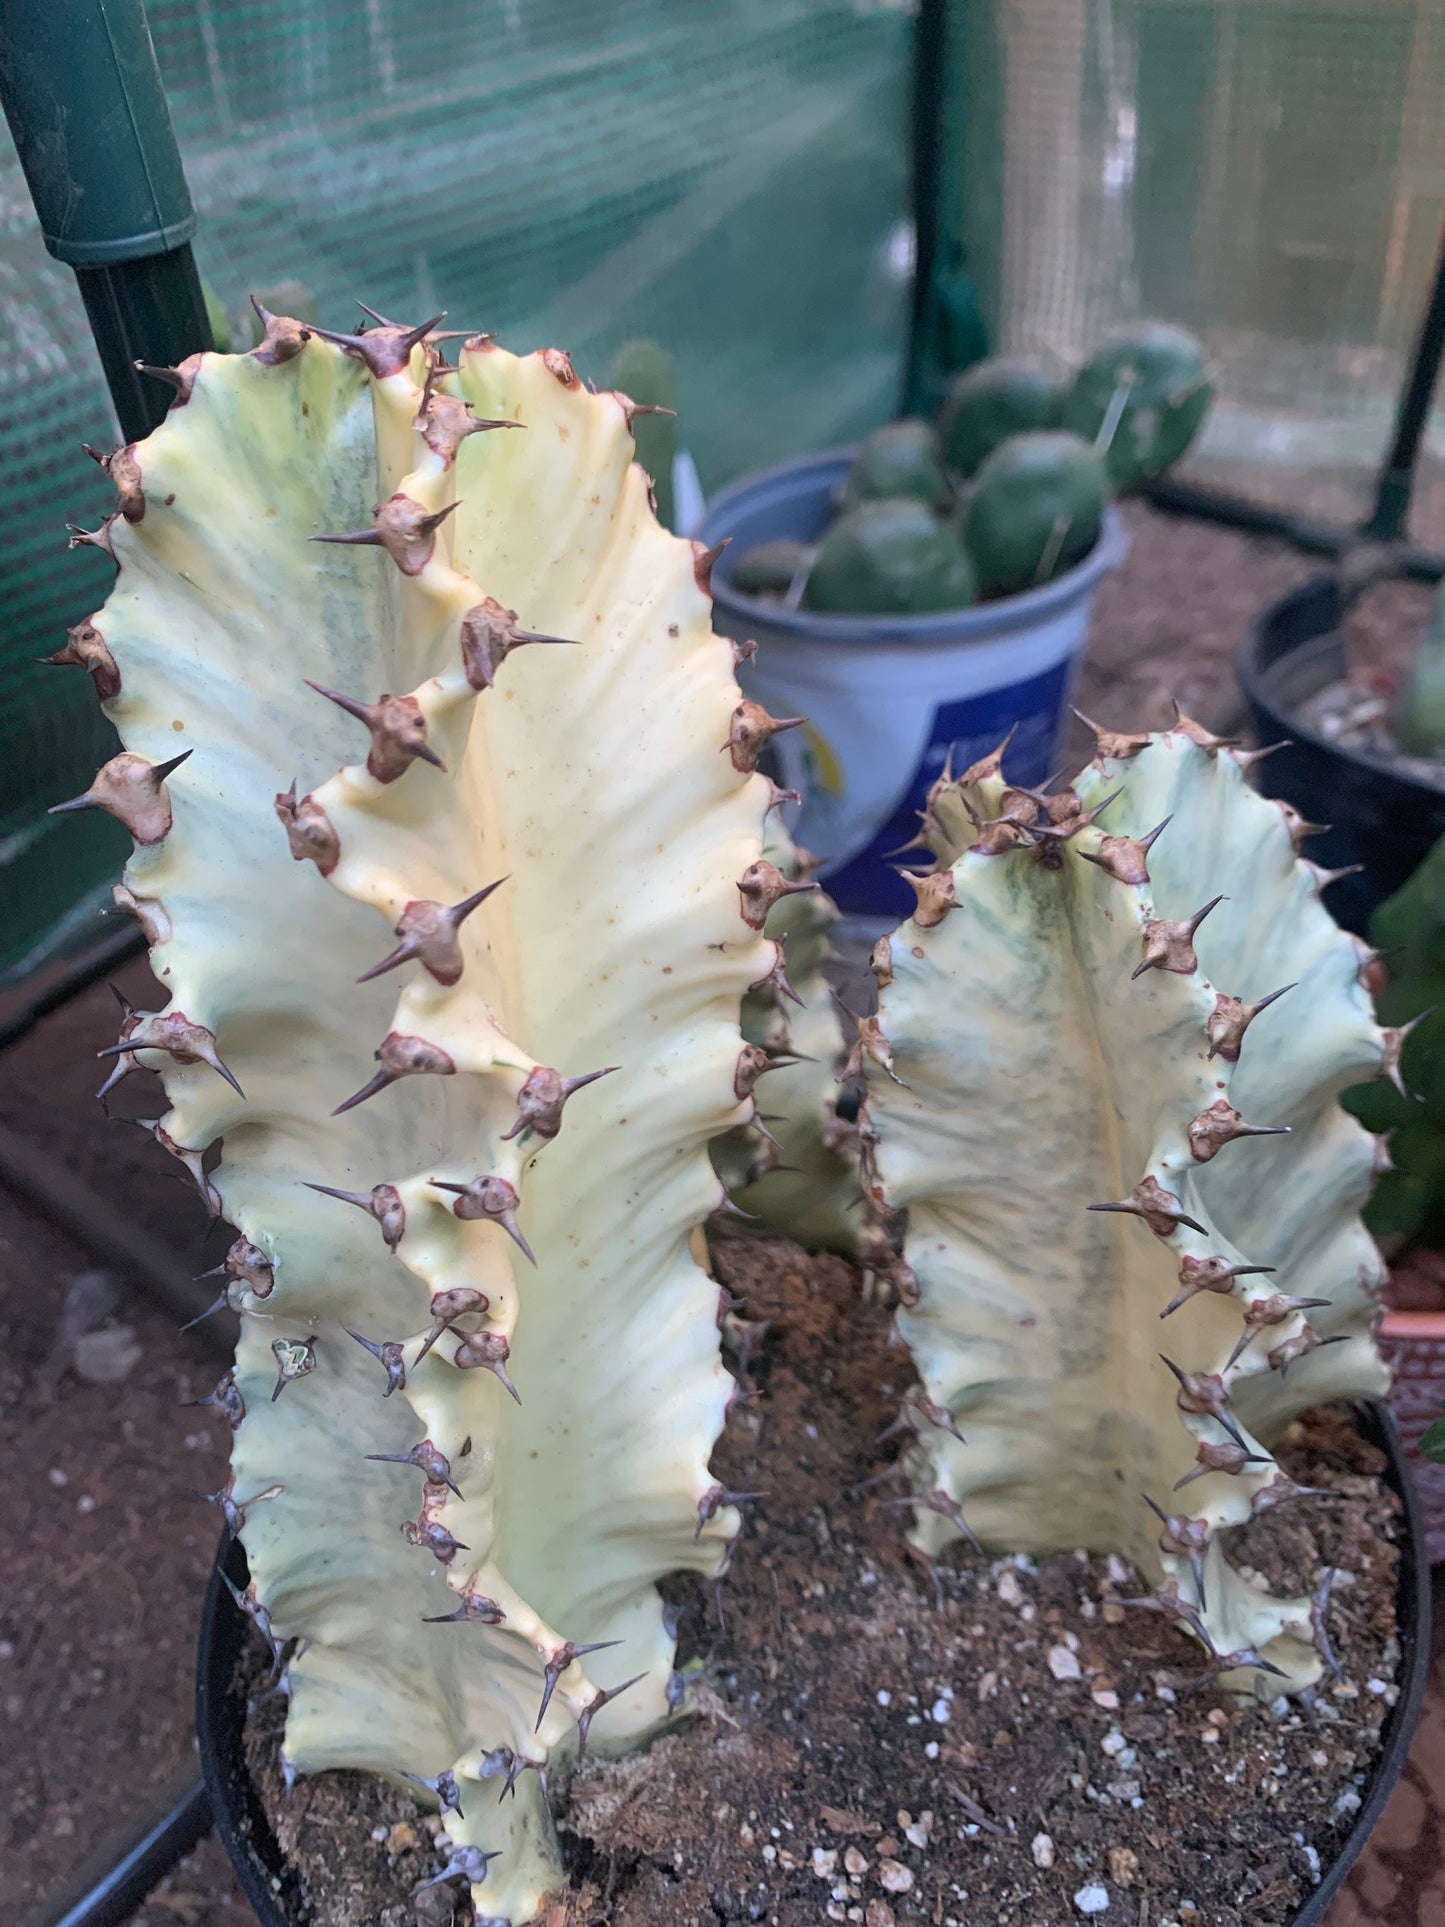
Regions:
[[245, 1237, 1402, 1927]]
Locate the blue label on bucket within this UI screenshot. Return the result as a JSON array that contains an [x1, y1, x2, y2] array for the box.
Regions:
[[820, 658, 1072, 917]]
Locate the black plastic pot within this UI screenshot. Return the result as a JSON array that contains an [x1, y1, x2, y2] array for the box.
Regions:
[[196, 1535, 306, 1923], [1237, 576, 1445, 935], [198, 1403, 1432, 1927]]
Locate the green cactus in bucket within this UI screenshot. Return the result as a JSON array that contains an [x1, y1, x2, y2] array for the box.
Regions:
[[728, 323, 1207, 619], [842, 418, 948, 510], [804, 498, 976, 617], [939, 355, 1064, 478], [1064, 319, 1213, 492], [958, 429, 1106, 597]]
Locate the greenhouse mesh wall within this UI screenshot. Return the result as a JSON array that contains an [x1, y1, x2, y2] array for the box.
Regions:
[[929, 0, 1445, 528], [0, 0, 911, 981]]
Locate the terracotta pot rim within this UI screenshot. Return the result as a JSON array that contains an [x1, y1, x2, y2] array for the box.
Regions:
[[1380, 1309, 1445, 1340]]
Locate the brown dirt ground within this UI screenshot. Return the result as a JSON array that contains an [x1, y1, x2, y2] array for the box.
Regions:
[[1064, 501, 1435, 766], [0, 503, 1437, 1926]]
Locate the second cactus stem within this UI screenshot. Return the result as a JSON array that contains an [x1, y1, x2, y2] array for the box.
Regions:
[[860, 716, 1395, 1691]]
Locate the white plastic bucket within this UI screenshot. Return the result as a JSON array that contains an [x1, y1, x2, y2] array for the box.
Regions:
[[701, 450, 1128, 919]]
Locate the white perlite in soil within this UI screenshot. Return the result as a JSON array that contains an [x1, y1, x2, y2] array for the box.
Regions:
[[1297, 677, 1445, 787]]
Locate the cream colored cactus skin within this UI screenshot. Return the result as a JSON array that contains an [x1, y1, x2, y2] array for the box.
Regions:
[[862, 717, 1394, 1695], [709, 817, 867, 1257], [50, 303, 790, 1922]]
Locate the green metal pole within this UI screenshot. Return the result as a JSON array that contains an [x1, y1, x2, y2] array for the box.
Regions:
[[1363, 213, 1445, 545], [904, 0, 988, 419], [0, 0, 213, 441]]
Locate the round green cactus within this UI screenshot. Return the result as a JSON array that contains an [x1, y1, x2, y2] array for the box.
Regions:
[[1063, 319, 1213, 490], [939, 355, 1063, 478], [842, 418, 948, 510], [958, 429, 1105, 596], [729, 538, 808, 599], [805, 498, 976, 617]]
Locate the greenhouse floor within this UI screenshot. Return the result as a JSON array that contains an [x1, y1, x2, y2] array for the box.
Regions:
[[0, 501, 1440, 1926]]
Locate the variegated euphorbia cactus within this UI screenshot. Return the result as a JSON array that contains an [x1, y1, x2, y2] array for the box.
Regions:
[[49, 302, 802, 1922], [860, 716, 1394, 1691]]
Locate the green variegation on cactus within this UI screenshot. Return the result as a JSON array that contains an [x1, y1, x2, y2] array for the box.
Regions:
[[49, 299, 803, 1924], [856, 715, 1395, 1693]]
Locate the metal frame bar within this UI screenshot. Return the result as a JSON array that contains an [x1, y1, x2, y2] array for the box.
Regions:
[[0, 0, 213, 441], [17, 1766, 211, 1927]]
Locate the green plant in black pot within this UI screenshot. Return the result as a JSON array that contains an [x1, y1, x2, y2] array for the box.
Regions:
[[1339, 830, 1445, 1250], [1395, 579, 1445, 762]]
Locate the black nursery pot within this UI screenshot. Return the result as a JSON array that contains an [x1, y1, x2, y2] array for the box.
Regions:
[[1237, 577, 1445, 935], [198, 1406, 1432, 1927]]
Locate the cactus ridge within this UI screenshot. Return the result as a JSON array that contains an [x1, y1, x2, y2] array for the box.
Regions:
[[58, 309, 783, 1920], [862, 718, 1392, 1691]]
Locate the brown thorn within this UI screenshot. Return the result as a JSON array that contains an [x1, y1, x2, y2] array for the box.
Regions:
[[309, 309, 450, 378], [1132, 895, 1225, 980], [304, 681, 445, 782], [1087, 1177, 1206, 1239], [460, 597, 577, 690], [956, 723, 1018, 788], [575, 1673, 648, 1769], [333, 1032, 455, 1116], [1232, 739, 1291, 770], [501, 1063, 618, 1142], [430, 1174, 536, 1266], [535, 1639, 623, 1732], [694, 537, 730, 592], [736, 858, 820, 930], [249, 295, 311, 365], [48, 749, 192, 845], [1069, 707, 1152, 762], [1206, 981, 1298, 1061], [344, 1327, 407, 1397], [1170, 700, 1238, 754], [303, 1180, 405, 1251], [1188, 1099, 1290, 1163], [452, 1330, 521, 1402], [312, 495, 460, 578], [724, 702, 806, 776]]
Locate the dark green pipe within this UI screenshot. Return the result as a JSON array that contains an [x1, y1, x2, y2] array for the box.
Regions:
[[0, 0, 212, 438], [1364, 211, 1445, 544]]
